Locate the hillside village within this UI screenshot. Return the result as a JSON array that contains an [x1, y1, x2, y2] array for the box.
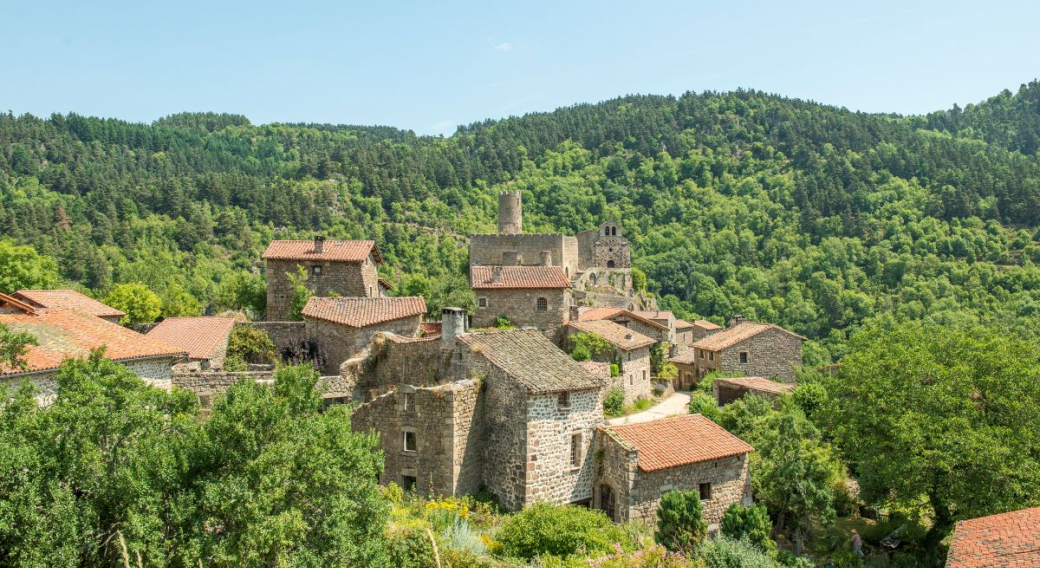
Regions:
[[1, 191, 1037, 566]]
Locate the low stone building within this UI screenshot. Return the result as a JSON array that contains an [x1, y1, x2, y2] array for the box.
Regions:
[[147, 316, 236, 371], [688, 318, 806, 383], [262, 237, 383, 321], [668, 350, 700, 391], [714, 376, 795, 405], [674, 319, 721, 354], [12, 289, 125, 324], [0, 293, 185, 404], [946, 507, 1040, 568], [470, 265, 571, 337], [348, 310, 607, 510], [565, 319, 654, 404], [302, 296, 426, 375], [595, 414, 754, 527]]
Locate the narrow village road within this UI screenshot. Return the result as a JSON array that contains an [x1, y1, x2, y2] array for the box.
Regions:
[[606, 391, 691, 425]]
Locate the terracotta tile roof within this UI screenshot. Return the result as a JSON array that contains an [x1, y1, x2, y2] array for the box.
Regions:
[[693, 319, 722, 331], [675, 319, 695, 329], [631, 310, 674, 321], [146, 317, 236, 361], [0, 292, 38, 315], [470, 266, 571, 290], [261, 239, 382, 264], [13, 289, 125, 320], [579, 361, 611, 379], [378, 278, 395, 291], [0, 308, 185, 376], [420, 321, 443, 337], [566, 319, 656, 351], [947, 507, 1040, 568], [302, 297, 426, 328], [457, 329, 605, 393], [668, 351, 698, 365], [604, 414, 753, 472], [715, 376, 795, 396], [578, 307, 669, 331], [691, 321, 806, 352]]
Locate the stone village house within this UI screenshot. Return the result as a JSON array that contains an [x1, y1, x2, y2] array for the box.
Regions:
[[470, 265, 571, 338], [348, 309, 606, 510], [11, 289, 126, 324], [301, 296, 427, 375], [146, 316, 236, 371], [685, 317, 806, 384], [674, 319, 721, 355], [0, 293, 185, 405], [263, 237, 384, 321], [565, 318, 654, 404], [595, 414, 753, 528]]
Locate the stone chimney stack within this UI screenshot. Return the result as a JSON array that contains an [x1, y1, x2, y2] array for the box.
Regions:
[[441, 307, 466, 350], [729, 315, 745, 327], [314, 234, 325, 254], [491, 266, 504, 284], [540, 251, 552, 266], [569, 305, 581, 322], [498, 191, 523, 235]]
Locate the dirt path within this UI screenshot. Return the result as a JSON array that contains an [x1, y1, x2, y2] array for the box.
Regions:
[[606, 390, 691, 425]]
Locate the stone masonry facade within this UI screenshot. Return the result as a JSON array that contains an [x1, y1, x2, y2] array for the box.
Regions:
[[4, 356, 177, 406], [472, 288, 569, 338], [305, 314, 422, 376], [266, 254, 380, 321], [694, 327, 803, 383]]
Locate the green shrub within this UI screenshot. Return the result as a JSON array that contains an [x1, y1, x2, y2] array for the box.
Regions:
[[224, 325, 276, 371], [688, 392, 720, 422], [721, 504, 775, 556], [570, 332, 613, 359], [655, 490, 707, 556], [633, 398, 652, 411], [387, 521, 436, 568], [700, 536, 778, 568], [105, 282, 162, 323], [496, 502, 627, 560], [610, 364, 620, 378], [603, 387, 625, 417], [571, 344, 591, 362], [494, 315, 513, 329]]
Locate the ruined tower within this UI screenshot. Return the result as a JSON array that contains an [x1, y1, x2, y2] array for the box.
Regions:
[[498, 191, 522, 235]]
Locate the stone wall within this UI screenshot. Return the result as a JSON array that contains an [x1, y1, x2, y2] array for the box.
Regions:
[[1, 372, 59, 406], [470, 358, 530, 511], [524, 388, 602, 506], [469, 234, 579, 278], [305, 315, 421, 376], [240, 321, 306, 352], [609, 314, 669, 343], [595, 430, 752, 526], [616, 348, 652, 404], [349, 335, 446, 399], [6, 356, 177, 406], [265, 254, 380, 321], [673, 361, 698, 391], [711, 328, 803, 384], [172, 370, 276, 395], [472, 288, 569, 339]]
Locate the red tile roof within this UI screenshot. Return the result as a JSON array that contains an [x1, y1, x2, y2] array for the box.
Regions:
[[715, 376, 795, 396], [566, 319, 656, 351], [693, 319, 722, 331], [668, 350, 698, 365], [302, 297, 426, 328], [261, 239, 382, 263], [691, 321, 806, 352], [13, 289, 125, 320], [146, 317, 236, 361], [604, 414, 753, 472], [578, 307, 669, 331], [420, 322, 443, 337], [0, 308, 185, 376], [470, 266, 570, 289], [947, 507, 1040, 568], [378, 278, 395, 291], [631, 310, 674, 321], [0, 292, 38, 315]]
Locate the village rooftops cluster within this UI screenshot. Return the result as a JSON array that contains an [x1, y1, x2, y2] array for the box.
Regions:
[[946, 507, 1040, 568], [602, 414, 754, 472], [566, 319, 655, 351], [11, 289, 126, 322], [261, 239, 382, 263], [302, 297, 427, 328]]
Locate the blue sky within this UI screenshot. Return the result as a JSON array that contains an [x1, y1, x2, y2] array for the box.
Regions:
[[2, 0, 1038, 135]]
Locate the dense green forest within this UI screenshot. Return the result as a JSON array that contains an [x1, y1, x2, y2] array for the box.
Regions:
[[3, 81, 1040, 360]]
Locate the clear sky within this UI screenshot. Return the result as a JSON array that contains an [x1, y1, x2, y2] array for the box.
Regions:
[[2, 0, 1038, 136]]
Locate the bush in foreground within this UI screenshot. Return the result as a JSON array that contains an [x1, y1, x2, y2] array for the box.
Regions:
[[655, 490, 708, 556], [496, 502, 629, 560]]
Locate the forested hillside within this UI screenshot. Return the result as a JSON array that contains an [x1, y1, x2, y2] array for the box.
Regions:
[[3, 82, 1040, 360]]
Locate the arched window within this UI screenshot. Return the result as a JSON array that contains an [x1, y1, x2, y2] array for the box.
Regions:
[[607, 260, 616, 268], [603, 227, 609, 236], [611, 226, 617, 236], [536, 297, 548, 311]]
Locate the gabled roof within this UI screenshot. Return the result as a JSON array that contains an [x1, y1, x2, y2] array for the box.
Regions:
[[946, 507, 1040, 568], [378, 278, 395, 291], [457, 329, 604, 393], [577, 307, 669, 331], [631, 310, 674, 322], [302, 297, 426, 328], [668, 350, 698, 365], [691, 319, 722, 331], [146, 317, 236, 361], [566, 319, 655, 351], [13, 289, 125, 320], [262, 239, 382, 264], [0, 308, 185, 377], [603, 414, 753, 472], [715, 376, 795, 396], [691, 321, 806, 352], [470, 266, 570, 290], [0, 292, 38, 315]]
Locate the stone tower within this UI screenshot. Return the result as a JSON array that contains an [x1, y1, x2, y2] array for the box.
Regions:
[[498, 191, 522, 235]]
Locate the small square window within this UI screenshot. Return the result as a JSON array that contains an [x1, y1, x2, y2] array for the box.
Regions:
[[558, 391, 570, 409], [311, 265, 322, 276], [478, 297, 488, 308], [403, 392, 415, 412], [403, 431, 417, 452], [402, 475, 417, 491], [709, 352, 715, 362], [739, 352, 749, 364], [699, 482, 712, 501]]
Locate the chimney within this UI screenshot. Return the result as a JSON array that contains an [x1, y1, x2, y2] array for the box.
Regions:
[[540, 251, 552, 266], [569, 305, 581, 322], [625, 333, 634, 341], [491, 266, 504, 284], [729, 315, 745, 327], [314, 234, 325, 254], [441, 307, 466, 350]]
